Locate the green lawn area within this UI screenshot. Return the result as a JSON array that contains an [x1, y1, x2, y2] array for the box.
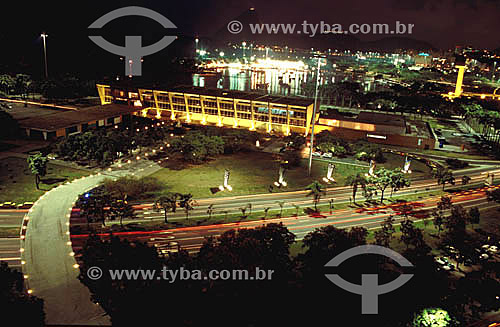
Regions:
[[0, 157, 90, 203], [427, 119, 457, 131], [148, 152, 365, 199], [147, 151, 433, 200]]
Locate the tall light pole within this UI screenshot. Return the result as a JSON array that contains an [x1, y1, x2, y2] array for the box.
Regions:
[[308, 56, 323, 176], [195, 37, 199, 57], [41, 33, 48, 79]]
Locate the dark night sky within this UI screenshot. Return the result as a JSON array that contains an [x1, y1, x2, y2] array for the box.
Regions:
[[1, 0, 499, 77]]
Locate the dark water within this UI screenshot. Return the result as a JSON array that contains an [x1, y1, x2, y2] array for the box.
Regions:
[[192, 68, 377, 96]]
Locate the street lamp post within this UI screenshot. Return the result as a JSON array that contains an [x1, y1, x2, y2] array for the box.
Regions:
[[308, 56, 323, 176], [195, 38, 199, 57], [41, 33, 48, 79]]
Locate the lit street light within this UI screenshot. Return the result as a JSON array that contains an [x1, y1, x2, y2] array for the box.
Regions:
[[308, 55, 325, 176], [41, 33, 48, 78]]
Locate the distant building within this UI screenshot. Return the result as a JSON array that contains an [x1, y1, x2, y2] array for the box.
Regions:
[[96, 84, 435, 149], [97, 84, 315, 136], [315, 111, 435, 150], [19, 104, 139, 140]]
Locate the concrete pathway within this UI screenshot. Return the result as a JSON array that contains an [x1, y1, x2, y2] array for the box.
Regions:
[[21, 159, 161, 325]]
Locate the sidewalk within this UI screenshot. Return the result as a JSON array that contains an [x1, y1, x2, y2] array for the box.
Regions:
[[21, 159, 161, 325]]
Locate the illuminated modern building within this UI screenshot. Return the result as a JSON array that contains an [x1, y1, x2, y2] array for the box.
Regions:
[[97, 84, 315, 135], [96, 84, 434, 149]]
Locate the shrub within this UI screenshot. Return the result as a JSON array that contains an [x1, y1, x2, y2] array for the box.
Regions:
[[445, 158, 468, 169], [355, 151, 370, 161], [102, 176, 162, 200]]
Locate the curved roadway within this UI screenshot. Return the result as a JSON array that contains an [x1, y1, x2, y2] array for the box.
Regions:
[[21, 159, 499, 325]]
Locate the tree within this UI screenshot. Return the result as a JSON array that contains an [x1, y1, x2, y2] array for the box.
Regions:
[[445, 205, 468, 245], [239, 206, 247, 218], [362, 184, 377, 202], [108, 198, 136, 227], [374, 216, 396, 247], [367, 168, 393, 202], [468, 207, 480, 229], [154, 194, 178, 223], [27, 153, 48, 190], [432, 195, 452, 238], [411, 308, 458, 327], [292, 203, 300, 216], [263, 207, 271, 219], [15, 74, 32, 99], [399, 219, 426, 250], [389, 170, 411, 197], [328, 199, 334, 213], [346, 173, 366, 203], [247, 203, 252, 215], [299, 225, 368, 274], [306, 181, 326, 211], [432, 209, 445, 237], [461, 175, 471, 185], [0, 74, 15, 95], [178, 193, 195, 219], [206, 204, 214, 219], [276, 201, 285, 217], [0, 261, 45, 326], [432, 167, 455, 190], [77, 234, 165, 326]]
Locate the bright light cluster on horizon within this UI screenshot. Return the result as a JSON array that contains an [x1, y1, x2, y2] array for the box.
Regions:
[[202, 58, 308, 71]]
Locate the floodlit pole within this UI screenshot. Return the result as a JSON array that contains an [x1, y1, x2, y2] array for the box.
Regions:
[[41, 33, 48, 79], [308, 55, 322, 176]]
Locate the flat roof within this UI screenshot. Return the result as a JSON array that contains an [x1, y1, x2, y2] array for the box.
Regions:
[[320, 110, 406, 128], [155, 85, 314, 107], [19, 104, 140, 132], [357, 112, 406, 128]]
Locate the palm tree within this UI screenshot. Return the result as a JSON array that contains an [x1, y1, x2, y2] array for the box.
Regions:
[[328, 199, 334, 213], [178, 193, 194, 219], [247, 203, 252, 215], [154, 196, 176, 223], [263, 207, 271, 220], [276, 201, 285, 217], [240, 206, 247, 218], [292, 203, 300, 217], [346, 173, 367, 203], [306, 181, 326, 212], [206, 204, 214, 219]]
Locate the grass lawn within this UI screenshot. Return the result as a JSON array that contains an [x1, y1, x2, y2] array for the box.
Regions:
[[148, 151, 366, 199], [147, 151, 432, 200], [0, 157, 90, 203], [427, 119, 457, 131]]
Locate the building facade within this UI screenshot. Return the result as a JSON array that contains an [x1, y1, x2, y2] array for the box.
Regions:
[[97, 84, 315, 136]]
